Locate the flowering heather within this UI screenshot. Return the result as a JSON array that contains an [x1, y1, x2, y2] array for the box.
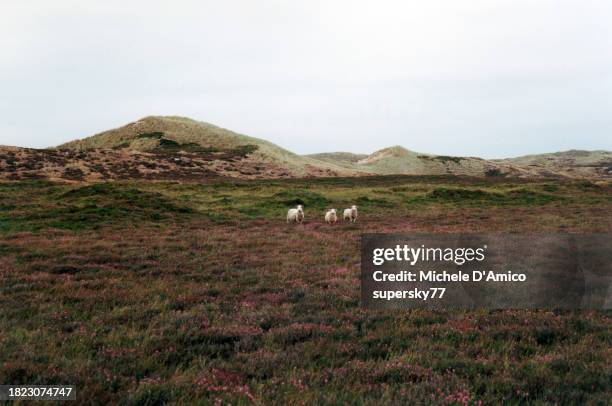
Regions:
[[0, 176, 610, 404]]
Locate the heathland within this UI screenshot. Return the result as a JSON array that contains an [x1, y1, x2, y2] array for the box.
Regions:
[[1, 175, 610, 404]]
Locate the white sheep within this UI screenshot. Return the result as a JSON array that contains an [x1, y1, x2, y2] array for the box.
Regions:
[[343, 205, 358, 223], [287, 204, 304, 224], [325, 208, 338, 224]]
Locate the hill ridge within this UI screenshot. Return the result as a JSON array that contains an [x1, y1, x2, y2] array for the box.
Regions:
[[0, 116, 609, 181]]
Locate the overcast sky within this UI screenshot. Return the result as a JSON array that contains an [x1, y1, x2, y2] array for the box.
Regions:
[[1, 0, 611, 158]]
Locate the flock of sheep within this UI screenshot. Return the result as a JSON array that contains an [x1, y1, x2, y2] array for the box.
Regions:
[[286, 204, 358, 225]]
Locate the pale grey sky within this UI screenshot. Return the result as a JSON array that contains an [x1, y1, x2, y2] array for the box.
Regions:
[[1, 0, 611, 158]]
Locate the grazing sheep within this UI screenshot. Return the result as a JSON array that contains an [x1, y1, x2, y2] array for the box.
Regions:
[[325, 208, 338, 224], [343, 205, 358, 223], [287, 204, 304, 224]]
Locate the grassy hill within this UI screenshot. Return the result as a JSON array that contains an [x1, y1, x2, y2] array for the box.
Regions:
[[496, 150, 612, 178], [309, 146, 526, 177], [59, 116, 359, 177], [309, 147, 612, 179], [55, 117, 612, 179]]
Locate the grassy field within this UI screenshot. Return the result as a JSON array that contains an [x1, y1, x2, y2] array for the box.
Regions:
[[0, 176, 610, 404]]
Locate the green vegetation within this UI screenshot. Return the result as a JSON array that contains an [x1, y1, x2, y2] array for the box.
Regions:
[[231, 144, 259, 157], [485, 168, 505, 177], [137, 131, 165, 140], [271, 190, 330, 210], [0, 182, 192, 233], [0, 176, 602, 233], [420, 155, 464, 164], [154, 138, 219, 154], [132, 131, 256, 156], [0, 176, 610, 403], [433, 155, 464, 164], [416, 187, 562, 206]]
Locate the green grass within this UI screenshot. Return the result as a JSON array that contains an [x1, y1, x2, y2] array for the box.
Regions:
[[414, 187, 562, 206], [0, 182, 192, 233], [0, 178, 603, 232]]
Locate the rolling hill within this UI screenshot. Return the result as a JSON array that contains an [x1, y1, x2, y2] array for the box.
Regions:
[[495, 150, 612, 179], [0, 116, 610, 182], [59, 116, 358, 177], [309, 146, 531, 177]]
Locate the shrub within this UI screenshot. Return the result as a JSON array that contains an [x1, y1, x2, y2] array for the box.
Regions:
[[485, 168, 505, 177]]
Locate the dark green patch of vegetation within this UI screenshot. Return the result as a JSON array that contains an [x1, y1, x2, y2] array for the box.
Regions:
[[418, 155, 464, 164], [151, 139, 258, 157], [355, 195, 396, 208], [231, 144, 258, 157], [271, 190, 330, 210], [542, 184, 559, 192], [154, 138, 218, 153], [485, 168, 506, 177], [137, 131, 165, 139], [430, 188, 498, 200], [433, 155, 464, 164], [408, 187, 562, 207], [158, 138, 182, 148], [0, 183, 193, 233], [138, 131, 224, 153], [111, 142, 131, 150]]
